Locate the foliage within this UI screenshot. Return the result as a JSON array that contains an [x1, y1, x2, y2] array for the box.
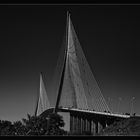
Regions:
[[12, 121, 27, 135], [98, 117, 140, 136], [22, 114, 49, 135], [0, 113, 67, 136], [0, 120, 14, 135], [45, 113, 66, 135]]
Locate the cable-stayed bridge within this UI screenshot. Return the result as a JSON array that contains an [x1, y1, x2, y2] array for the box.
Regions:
[[35, 12, 130, 135]]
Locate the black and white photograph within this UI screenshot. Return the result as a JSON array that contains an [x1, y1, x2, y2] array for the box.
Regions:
[[0, 3, 140, 136]]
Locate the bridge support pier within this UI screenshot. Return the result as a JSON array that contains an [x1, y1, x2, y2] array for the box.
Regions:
[[77, 116, 80, 134], [87, 119, 90, 132], [85, 119, 88, 132], [89, 120, 91, 133], [68, 111, 125, 135], [91, 120, 96, 135], [70, 114, 76, 134], [80, 118, 82, 133], [82, 118, 85, 133], [75, 116, 77, 133], [98, 121, 103, 133]]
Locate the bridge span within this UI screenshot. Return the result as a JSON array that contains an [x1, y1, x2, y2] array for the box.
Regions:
[[41, 107, 130, 135]]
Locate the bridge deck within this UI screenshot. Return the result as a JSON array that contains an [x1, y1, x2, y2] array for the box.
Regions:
[[60, 107, 130, 118], [46, 107, 130, 118]]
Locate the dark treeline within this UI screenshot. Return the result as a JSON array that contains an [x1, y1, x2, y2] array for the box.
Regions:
[[98, 117, 140, 136], [0, 113, 67, 136]]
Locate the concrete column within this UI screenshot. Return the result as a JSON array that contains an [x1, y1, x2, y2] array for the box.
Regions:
[[76, 116, 79, 133], [72, 115, 75, 134], [75, 116, 78, 133], [88, 120, 90, 132], [86, 119, 89, 132], [95, 121, 98, 134], [78, 117, 81, 133], [78, 117, 81, 134], [85, 119, 87, 132], [83, 118, 86, 132], [86, 119, 88, 132], [80, 118, 83, 134], [75, 116, 79, 134], [78, 116, 80, 133], [91, 120, 96, 135], [89, 120, 91, 133], [70, 114, 73, 133], [98, 121, 103, 133], [75, 116, 77, 133], [91, 120, 93, 134], [73, 116, 75, 134], [82, 118, 84, 132], [81, 118, 83, 132]]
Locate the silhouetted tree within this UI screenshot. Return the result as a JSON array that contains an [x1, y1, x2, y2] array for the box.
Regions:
[[0, 120, 14, 135], [12, 121, 26, 135], [21, 114, 49, 135], [0, 113, 67, 136], [45, 113, 66, 135], [21, 113, 66, 136]]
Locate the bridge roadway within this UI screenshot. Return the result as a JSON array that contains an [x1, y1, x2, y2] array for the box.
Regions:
[[41, 107, 130, 135], [59, 107, 130, 118]]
